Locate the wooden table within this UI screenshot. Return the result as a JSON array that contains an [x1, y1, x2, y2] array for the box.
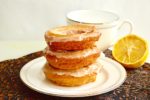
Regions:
[[0, 50, 149, 100]]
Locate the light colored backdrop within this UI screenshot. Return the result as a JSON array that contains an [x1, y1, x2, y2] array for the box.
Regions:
[[0, 0, 150, 62], [0, 0, 150, 41]]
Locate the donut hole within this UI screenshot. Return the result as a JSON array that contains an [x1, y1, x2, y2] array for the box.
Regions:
[[64, 29, 94, 35]]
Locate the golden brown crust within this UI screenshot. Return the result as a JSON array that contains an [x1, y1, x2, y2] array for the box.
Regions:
[[45, 52, 100, 70], [45, 24, 100, 51], [44, 70, 97, 87], [47, 36, 100, 51], [43, 24, 101, 86]]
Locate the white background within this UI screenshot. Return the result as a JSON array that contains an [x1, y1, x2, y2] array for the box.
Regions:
[[0, 0, 150, 61]]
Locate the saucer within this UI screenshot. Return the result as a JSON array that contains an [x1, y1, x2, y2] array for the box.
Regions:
[[20, 57, 126, 97]]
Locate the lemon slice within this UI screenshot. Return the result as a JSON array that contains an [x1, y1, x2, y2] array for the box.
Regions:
[[112, 34, 149, 68]]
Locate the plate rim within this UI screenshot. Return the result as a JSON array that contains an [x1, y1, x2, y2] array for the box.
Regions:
[[20, 56, 127, 97]]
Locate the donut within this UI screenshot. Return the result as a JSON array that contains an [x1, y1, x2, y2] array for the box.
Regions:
[[45, 24, 101, 51], [43, 62, 102, 86], [44, 46, 100, 70]]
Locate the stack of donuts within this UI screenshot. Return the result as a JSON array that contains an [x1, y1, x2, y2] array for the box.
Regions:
[[43, 24, 102, 86]]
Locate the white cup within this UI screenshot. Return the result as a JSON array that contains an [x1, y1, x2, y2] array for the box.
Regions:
[[66, 10, 132, 51]]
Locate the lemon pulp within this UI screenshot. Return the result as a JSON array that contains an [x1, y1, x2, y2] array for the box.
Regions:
[[112, 34, 148, 68]]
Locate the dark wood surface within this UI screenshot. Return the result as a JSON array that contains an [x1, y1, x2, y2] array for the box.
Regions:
[[0, 49, 149, 100]]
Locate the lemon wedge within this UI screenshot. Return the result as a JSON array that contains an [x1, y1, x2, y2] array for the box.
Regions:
[[112, 34, 149, 68]]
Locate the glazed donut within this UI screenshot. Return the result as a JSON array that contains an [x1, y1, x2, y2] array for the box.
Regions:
[[43, 62, 102, 86], [45, 24, 101, 51], [44, 46, 100, 70]]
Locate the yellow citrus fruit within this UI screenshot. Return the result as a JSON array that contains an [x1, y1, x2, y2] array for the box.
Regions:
[[112, 34, 149, 68]]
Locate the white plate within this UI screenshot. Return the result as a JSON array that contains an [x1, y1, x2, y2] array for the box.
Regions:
[[20, 57, 126, 97]]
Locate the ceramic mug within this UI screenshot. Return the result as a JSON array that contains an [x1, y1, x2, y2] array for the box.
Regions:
[[66, 10, 133, 51]]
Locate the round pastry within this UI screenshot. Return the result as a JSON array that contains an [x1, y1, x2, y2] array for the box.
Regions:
[[44, 46, 100, 70], [43, 62, 102, 87], [45, 24, 101, 51]]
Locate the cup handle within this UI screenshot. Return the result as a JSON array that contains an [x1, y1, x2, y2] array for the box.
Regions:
[[118, 20, 133, 34], [109, 20, 133, 49]]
